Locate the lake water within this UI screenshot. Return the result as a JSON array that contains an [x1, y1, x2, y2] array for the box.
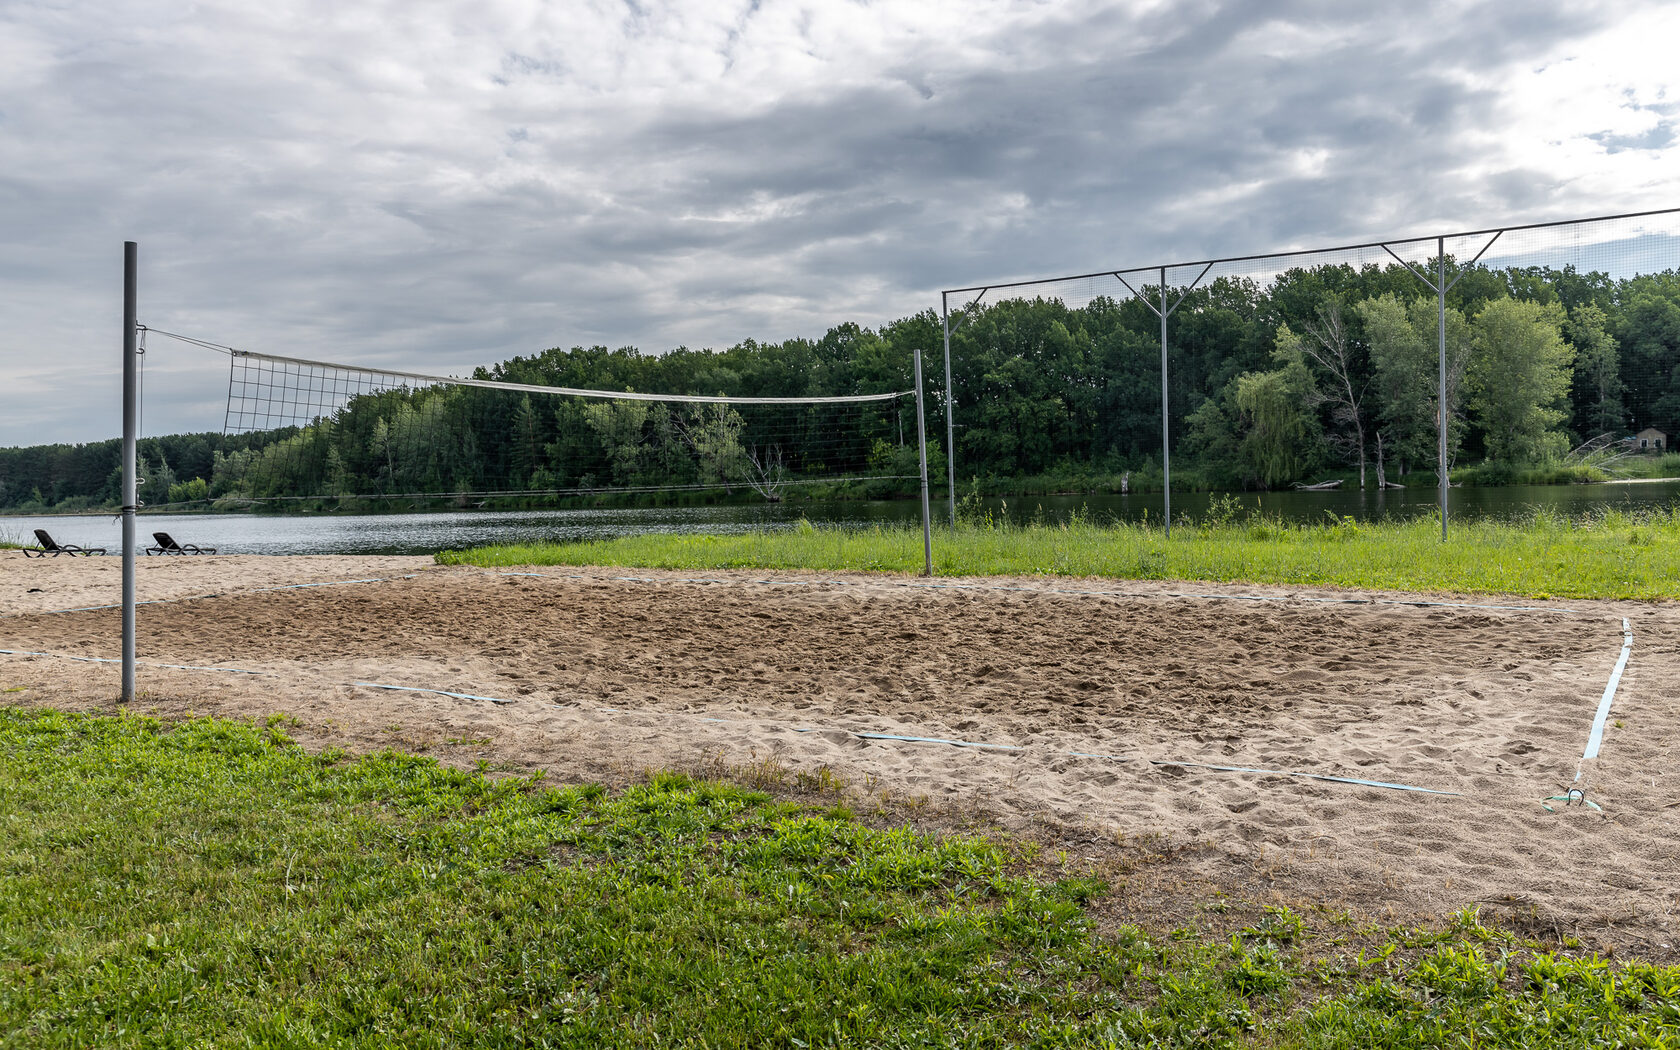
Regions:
[[7, 480, 1678, 556]]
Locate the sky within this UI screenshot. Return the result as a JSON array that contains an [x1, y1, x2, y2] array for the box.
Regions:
[[3, 0, 1678, 446]]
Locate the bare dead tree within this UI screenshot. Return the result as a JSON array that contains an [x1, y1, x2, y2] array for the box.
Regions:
[[1567, 433, 1640, 478], [1297, 300, 1368, 489], [743, 443, 788, 502]]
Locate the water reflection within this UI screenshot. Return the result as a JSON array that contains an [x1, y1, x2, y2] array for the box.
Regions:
[[5, 479, 1677, 556]]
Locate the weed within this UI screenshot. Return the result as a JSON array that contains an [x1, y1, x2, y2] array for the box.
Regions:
[[1203, 492, 1246, 527]]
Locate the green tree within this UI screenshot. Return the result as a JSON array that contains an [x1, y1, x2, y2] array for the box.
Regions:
[[1276, 300, 1367, 487], [136, 451, 177, 508], [1356, 294, 1473, 479], [324, 447, 353, 499], [1468, 298, 1574, 465], [582, 399, 651, 484], [1615, 277, 1680, 433], [510, 395, 541, 488], [678, 404, 748, 490], [370, 418, 395, 490], [1567, 303, 1625, 437], [1232, 339, 1324, 488], [165, 476, 209, 505], [1180, 391, 1243, 488]]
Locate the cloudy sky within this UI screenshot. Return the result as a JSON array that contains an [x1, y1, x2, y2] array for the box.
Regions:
[[3, 0, 1678, 445]]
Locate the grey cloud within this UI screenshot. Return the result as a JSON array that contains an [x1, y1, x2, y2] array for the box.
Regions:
[[2, 0, 1676, 446]]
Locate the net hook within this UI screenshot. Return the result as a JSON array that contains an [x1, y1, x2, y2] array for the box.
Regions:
[[1541, 788, 1602, 813]]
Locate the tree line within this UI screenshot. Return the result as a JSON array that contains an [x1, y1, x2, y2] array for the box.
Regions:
[[948, 260, 1679, 490], [2, 258, 1677, 513]]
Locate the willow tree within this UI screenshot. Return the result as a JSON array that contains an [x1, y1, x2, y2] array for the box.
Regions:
[[1233, 341, 1323, 488]]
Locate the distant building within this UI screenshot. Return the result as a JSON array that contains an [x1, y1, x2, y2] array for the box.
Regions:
[[1635, 427, 1668, 452]]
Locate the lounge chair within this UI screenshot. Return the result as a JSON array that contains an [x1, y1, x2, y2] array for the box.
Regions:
[[147, 531, 217, 555], [22, 529, 106, 557]]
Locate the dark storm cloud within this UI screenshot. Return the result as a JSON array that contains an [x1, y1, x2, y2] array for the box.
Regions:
[[1, 0, 1676, 445]]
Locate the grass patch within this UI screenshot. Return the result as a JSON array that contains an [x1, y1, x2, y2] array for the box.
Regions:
[[4, 707, 1678, 1047], [438, 505, 1680, 600], [1624, 452, 1680, 480]]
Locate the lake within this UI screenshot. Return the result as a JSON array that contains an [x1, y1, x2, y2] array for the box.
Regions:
[[7, 479, 1679, 556]]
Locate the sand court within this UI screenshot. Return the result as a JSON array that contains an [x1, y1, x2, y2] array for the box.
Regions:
[[3, 554, 1678, 953]]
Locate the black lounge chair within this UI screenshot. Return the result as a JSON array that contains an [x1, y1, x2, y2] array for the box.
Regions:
[[22, 529, 106, 557], [147, 531, 217, 555]]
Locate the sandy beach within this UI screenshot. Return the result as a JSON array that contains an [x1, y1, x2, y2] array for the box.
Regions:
[[4, 552, 1677, 955]]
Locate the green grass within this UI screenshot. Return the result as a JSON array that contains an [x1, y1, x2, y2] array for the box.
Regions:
[[3, 707, 1678, 1048], [437, 506, 1680, 600], [1624, 452, 1680, 480]]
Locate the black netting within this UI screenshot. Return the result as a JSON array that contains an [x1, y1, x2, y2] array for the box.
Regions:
[[204, 352, 919, 507]]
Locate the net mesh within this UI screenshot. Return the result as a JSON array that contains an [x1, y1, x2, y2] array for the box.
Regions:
[[207, 350, 919, 506]]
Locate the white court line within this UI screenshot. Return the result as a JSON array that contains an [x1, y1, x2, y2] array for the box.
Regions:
[[2, 644, 1454, 796], [0, 647, 270, 675], [1576, 617, 1634, 783], [0, 648, 505, 702], [492, 570, 1588, 615], [581, 702, 1460, 795], [354, 681, 515, 705], [12, 575, 421, 618]]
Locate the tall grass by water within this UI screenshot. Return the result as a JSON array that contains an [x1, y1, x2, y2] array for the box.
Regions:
[[440, 503, 1680, 600], [4, 707, 1677, 1048]]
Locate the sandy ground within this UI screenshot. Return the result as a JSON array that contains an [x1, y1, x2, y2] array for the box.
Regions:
[[4, 553, 1678, 955]]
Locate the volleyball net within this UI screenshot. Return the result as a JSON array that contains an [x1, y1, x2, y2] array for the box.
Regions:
[[138, 338, 925, 510]]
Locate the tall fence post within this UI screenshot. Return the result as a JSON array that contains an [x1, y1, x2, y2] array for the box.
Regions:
[[1160, 266, 1172, 537], [121, 241, 138, 703], [913, 341, 934, 577], [942, 294, 956, 526], [1437, 236, 1449, 542]]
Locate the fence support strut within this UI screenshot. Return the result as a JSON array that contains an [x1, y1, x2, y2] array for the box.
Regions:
[[1437, 238, 1448, 542], [1116, 264, 1210, 538], [941, 293, 955, 526], [1380, 230, 1501, 542], [912, 340, 934, 576]]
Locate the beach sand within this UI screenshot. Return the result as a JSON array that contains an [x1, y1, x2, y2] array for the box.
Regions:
[[4, 552, 1677, 954]]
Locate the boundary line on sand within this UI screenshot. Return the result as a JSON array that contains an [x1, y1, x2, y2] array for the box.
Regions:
[[583, 703, 1461, 796], [12, 575, 422, 618], [8, 564, 1591, 618], [0, 644, 1457, 797], [0, 647, 515, 703], [491, 570, 1588, 615], [1575, 617, 1633, 783]]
